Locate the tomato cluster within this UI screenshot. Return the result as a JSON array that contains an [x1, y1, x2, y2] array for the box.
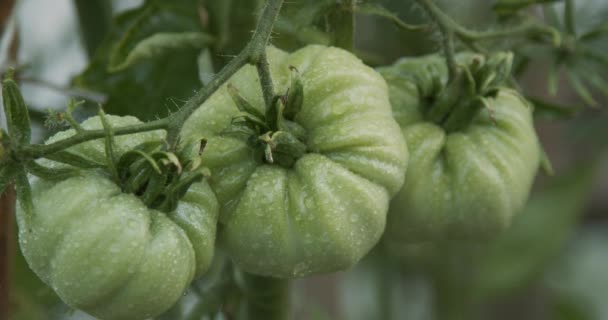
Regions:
[[15, 46, 540, 320]]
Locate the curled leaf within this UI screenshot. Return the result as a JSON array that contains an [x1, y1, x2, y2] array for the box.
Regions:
[[109, 32, 214, 72]]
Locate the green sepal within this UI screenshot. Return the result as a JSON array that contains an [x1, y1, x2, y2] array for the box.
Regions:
[[25, 161, 80, 181], [282, 66, 304, 120], [227, 84, 267, 121], [476, 52, 513, 93], [152, 151, 182, 174], [142, 171, 169, 207], [45, 151, 106, 169], [279, 119, 307, 141], [2, 73, 31, 144], [98, 109, 120, 182], [442, 97, 488, 133], [271, 131, 307, 158], [125, 164, 154, 195], [232, 112, 269, 131], [261, 130, 307, 168], [221, 121, 258, 140], [265, 96, 284, 132], [425, 69, 466, 124], [14, 168, 34, 228], [158, 169, 205, 213], [119, 149, 162, 178]]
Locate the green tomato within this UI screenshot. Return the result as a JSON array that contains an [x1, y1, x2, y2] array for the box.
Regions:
[[181, 45, 408, 278], [378, 53, 541, 242], [17, 115, 219, 320]]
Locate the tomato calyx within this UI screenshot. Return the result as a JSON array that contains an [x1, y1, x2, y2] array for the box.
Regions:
[[222, 66, 307, 168], [422, 52, 514, 132], [117, 139, 209, 212]]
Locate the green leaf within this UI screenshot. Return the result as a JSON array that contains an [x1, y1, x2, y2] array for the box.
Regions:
[[2, 75, 31, 144], [529, 96, 580, 120], [566, 71, 599, 107], [109, 32, 214, 72], [73, 0, 206, 120], [14, 168, 33, 228], [580, 21, 608, 41]]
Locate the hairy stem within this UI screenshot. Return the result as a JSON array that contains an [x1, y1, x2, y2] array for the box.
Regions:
[[256, 51, 276, 111], [21, 118, 169, 158], [165, 0, 285, 147], [415, 0, 458, 81], [15, 0, 286, 159]]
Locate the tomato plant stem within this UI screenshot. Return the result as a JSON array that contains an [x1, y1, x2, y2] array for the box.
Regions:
[[165, 0, 285, 148], [256, 51, 276, 111], [415, 0, 459, 82], [415, 0, 561, 81], [21, 118, 169, 158]]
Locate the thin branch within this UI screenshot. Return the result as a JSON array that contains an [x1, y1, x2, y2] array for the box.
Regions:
[[21, 118, 169, 158], [415, 0, 561, 53], [256, 52, 275, 111]]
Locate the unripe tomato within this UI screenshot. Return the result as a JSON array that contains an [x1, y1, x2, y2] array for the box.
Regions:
[[378, 53, 541, 242], [17, 116, 219, 320], [181, 45, 408, 278]]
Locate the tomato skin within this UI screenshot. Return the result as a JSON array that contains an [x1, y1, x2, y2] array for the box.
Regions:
[[181, 45, 408, 278], [17, 115, 219, 320], [378, 53, 541, 242]]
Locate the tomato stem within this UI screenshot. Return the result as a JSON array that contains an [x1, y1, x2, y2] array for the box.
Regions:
[[165, 0, 285, 149]]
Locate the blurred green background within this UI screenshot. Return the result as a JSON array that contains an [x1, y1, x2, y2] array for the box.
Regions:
[[2, 0, 607, 319]]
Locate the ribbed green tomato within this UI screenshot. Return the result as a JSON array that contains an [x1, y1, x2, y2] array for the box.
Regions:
[[17, 116, 219, 320], [378, 53, 541, 242], [180, 45, 407, 278]]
